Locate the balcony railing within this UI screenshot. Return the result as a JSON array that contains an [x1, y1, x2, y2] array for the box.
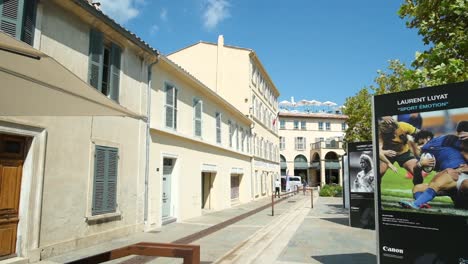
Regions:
[[310, 140, 343, 150]]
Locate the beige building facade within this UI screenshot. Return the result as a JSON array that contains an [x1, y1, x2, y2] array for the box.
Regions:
[[0, 0, 155, 261], [168, 36, 281, 199], [278, 112, 347, 187], [147, 56, 253, 227]]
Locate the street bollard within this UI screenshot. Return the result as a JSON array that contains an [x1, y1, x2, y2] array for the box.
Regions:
[[310, 188, 314, 208], [271, 194, 274, 216]]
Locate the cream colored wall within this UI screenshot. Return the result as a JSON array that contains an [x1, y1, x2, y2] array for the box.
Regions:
[[148, 62, 253, 226], [0, 116, 146, 260], [279, 116, 346, 175], [39, 1, 148, 115], [0, 2, 150, 260], [217, 47, 251, 114], [148, 131, 251, 225], [168, 43, 218, 91]]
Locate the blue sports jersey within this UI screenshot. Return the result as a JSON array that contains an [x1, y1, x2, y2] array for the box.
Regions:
[[421, 135, 465, 170]]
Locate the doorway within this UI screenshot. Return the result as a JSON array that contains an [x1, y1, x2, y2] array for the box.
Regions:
[[0, 134, 27, 257], [162, 158, 174, 220], [201, 172, 215, 210]]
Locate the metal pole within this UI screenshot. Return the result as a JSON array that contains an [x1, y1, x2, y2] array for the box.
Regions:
[[271, 194, 274, 216], [311, 188, 314, 208]]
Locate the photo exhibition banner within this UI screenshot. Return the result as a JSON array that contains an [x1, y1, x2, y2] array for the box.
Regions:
[[347, 142, 375, 229], [373, 81, 468, 264]]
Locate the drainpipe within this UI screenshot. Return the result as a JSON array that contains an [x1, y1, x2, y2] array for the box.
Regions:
[[144, 56, 159, 225]]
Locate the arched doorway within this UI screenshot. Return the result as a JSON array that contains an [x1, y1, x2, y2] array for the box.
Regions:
[[294, 154, 308, 182], [280, 155, 287, 176], [325, 152, 340, 184], [310, 152, 320, 186]]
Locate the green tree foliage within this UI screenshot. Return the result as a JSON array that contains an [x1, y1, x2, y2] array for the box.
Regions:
[[343, 0, 467, 142]]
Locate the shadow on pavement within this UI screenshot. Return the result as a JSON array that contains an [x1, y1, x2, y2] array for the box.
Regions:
[[320, 217, 349, 226], [312, 252, 376, 264]]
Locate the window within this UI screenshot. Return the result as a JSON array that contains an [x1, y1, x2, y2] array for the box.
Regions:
[[92, 145, 118, 215], [294, 120, 299, 129], [236, 124, 239, 150], [228, 120, 233, 148], [0, 0, 37, 45], [164, 83, 177, 129], [301, 121, 306, 130], [342, 122, 346, 131], [295, 137, 306, 150], [326, 122, 331, 131], [216, 112, 222, 144], [252, 95, 256, 117], [318, 122, 324, 130], [240, 128, 245, 152], [280, 137, 285, 150], [193, 98, 202, 137], [252, 65, 257, 85], [247, 131, 251, 153], [280, 120, 285, 129], [88, 29, 121, 101]]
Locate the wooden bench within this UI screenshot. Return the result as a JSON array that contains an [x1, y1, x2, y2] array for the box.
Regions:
[[66, 242, 200, 264]]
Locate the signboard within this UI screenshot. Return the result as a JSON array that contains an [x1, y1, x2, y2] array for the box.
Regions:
[[348, 142, 375, 229], [343, 155, 350, 209], [373, 81, 468, 263]]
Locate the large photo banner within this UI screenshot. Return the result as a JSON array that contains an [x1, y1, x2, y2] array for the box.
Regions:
[[373, 81, 468, 263], [348, 142, 375, 229]]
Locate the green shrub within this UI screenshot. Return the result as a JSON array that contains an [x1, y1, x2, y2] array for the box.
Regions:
[[319, 184, 343, 197]]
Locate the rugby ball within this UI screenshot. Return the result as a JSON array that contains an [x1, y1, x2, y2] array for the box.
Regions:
[[420, 152, 435, 173]]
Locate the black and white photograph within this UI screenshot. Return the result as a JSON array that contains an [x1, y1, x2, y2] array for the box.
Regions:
[[350, 151, 375, 193]]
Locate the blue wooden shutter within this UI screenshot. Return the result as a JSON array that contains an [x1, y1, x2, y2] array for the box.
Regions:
[[92, 146, 118, 215], [20, 0, 35, 45], [88, 29, 103, 91], [0, 0, 24, 39], [109, 43, 121, 102]]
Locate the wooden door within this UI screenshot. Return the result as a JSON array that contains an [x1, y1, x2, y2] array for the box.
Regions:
[[0, 135, 25, 257]]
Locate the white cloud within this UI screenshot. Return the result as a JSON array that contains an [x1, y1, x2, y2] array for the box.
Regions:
[[202, 0, 230, 30], [150, 24, 160, 35], [160, 8, 168, 22], [98, 0, 144, 24]]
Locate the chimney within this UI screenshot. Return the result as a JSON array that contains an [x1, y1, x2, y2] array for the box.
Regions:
[[218, 35, 224, 47], [91, 2, 101, 10]]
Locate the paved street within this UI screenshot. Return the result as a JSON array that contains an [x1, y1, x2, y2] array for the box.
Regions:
[[39, 193, 376, 264]]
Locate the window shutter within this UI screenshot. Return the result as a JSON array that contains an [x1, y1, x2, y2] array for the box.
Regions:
[[88, 28, 103, 90], [194, 99, 202, 137], [92, 146, 106, 215], [21, 0, 36, 45], [106, 148, 118, 212], [92, 146, 118, 215], [109, 43, 121, 102], [0, 0, 24, 39]]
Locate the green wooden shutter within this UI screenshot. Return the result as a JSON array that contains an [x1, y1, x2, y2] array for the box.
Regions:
[[92, 146, 118, 215], [88, 29, 103, 91], [20, 0, 35, 45], [0, 0, 25, 39], [109, 43, 121, 102]]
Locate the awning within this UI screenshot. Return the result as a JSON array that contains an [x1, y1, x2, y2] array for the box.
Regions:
[[325, 161, 341, 169], [280, 161, 287, 169], [294, 161, 309, 170], [0, 32, 143, 118]]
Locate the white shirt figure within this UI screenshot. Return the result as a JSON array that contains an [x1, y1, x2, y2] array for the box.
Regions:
[[275, 179, 281, 188], [353, 154, 374, 193]]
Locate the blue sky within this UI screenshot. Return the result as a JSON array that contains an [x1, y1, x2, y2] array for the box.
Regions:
[[98, 0, 427, 106]]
